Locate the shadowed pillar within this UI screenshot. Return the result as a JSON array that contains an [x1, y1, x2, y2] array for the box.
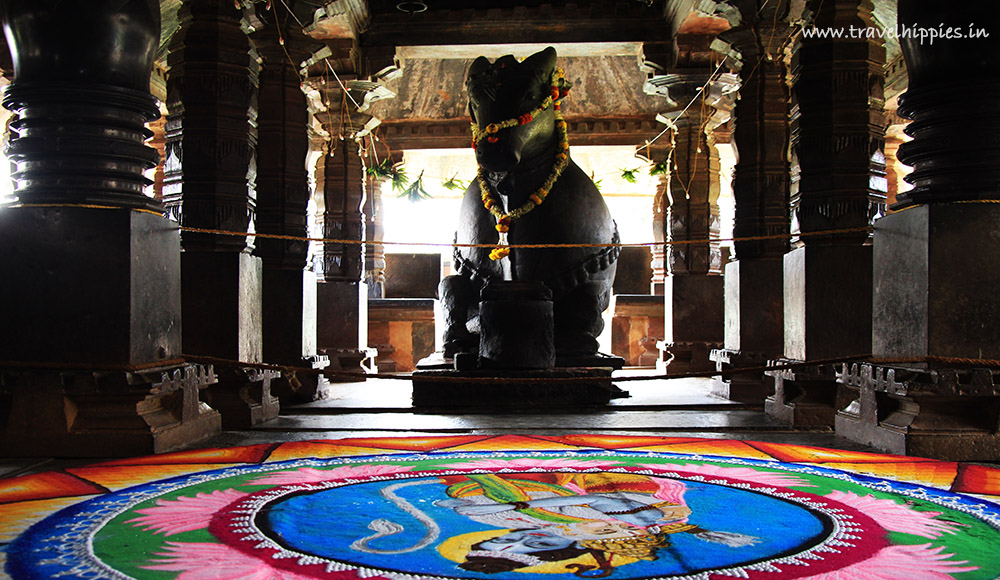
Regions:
[[711, 0, 793, 402], [315, 137, 372, 378], [250, 8, 330, 402], [836, 1, 1000, 459], [766, 0, 886, 427], [0, 0, 220, 456], [163, 0, 276, 426], [646, 71, 737, 374]]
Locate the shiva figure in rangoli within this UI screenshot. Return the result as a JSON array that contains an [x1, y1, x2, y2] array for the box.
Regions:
[[352, 472, 758, 576]]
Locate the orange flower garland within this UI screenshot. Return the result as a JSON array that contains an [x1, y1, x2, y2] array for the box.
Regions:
[[473, 68, 571, 261]]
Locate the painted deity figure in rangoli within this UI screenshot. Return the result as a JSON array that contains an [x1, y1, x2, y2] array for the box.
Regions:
[[439, 47, 620, 360]]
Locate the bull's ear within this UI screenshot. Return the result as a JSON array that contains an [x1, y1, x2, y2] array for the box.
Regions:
[[468, 56, 491, 78], [522, 46, 557, 75]]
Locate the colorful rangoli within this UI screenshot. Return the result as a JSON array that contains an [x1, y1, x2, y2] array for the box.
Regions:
[[2, 435, 999, 580]]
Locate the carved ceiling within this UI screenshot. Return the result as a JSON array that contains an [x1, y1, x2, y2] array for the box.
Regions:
[[150, 0, 906, 150]]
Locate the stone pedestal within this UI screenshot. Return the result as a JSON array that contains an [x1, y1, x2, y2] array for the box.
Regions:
[[611, 295, 664, 367], [319, 281, 372, 377], [368, 298, 436, 372], [411, 368, 623, 409], [658, 274, 724, 373], [712, 259, 784, 402], [774, 245, 872, 424]]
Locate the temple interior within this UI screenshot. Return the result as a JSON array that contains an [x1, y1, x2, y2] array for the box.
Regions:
[[1, 0, 999, 476]]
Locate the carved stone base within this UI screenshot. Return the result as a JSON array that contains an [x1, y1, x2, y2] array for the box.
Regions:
[[323, 348, 376, 379], [202, 367, 280, 429], [657, 340, 721, 374], [411, 368, 626, 408], [836, 362, 1000, 460], [0, 364, 220, 457], [271, 354, 331, 403], [765, 360, 849, 427], [709, 349, 773, 403]]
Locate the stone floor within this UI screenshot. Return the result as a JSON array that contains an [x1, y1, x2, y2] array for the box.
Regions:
[[0, 372, 878, 480]]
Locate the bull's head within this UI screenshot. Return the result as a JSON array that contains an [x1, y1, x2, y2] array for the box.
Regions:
[[466, 46, 565, 173]]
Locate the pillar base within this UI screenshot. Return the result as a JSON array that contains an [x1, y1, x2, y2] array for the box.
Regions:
[[709, 349, 773, 403], [836, 362, 1000, 460], [765, 360, 848, 427], [272, 354, 331, 403], [657, 340, 721, 374], [203, 367, 280, 428], [0, 363, 220, 457]]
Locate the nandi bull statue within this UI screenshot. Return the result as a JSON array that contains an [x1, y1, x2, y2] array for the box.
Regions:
[[439, 47, 620, 367]]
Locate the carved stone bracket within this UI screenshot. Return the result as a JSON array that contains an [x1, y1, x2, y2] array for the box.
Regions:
[[0, 363, 221, 457], [765, 360, 850, 427], [837, 362, 1000, 460]]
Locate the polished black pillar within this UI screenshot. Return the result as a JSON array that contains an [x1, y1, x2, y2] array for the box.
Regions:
[[711, 0, 792, 403], [766, 0, 885, 427], [251, 11, 330, 402], [836, 0, 1000, 459], [0, 0, 220, 456], [163, 0, 275, 427]]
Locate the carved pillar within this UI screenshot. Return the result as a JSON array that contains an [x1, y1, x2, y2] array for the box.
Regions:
[[366, 151, 398, 299], [835, 1, 1000, 459], [711, 0, 793, 402], [250, 15, 330, 401], [163, 0, 276, 427], [765, 0, 886, 426], [315, 136, 371, 376], [647, 72, 737, 374], [648, 144, 670, 296], [0, 0, 220, 456]]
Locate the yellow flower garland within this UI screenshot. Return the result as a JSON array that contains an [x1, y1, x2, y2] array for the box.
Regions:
[[473, 69, 571, 261]]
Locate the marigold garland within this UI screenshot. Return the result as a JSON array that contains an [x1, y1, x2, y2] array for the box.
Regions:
[[472, 68, 572, 261]]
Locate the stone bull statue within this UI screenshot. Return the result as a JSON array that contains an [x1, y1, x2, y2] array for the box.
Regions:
[[439, 47, 620, 361]]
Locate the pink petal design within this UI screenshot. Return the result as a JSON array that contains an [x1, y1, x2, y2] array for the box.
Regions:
[[824, 491, 963, 539], [141, 542, 324, 580], [436, 458, 620, 471], [126, 489, 247, 535], [639, 463, 816, 487], [797, 543, 978, 580], [245, 464, 415, 487], [652, 476, 687, 504]]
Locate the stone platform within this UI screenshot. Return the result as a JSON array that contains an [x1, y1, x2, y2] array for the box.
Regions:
[[411, 367, 627, 408]]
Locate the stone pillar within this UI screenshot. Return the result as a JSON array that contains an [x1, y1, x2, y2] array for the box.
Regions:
[[711, 0, 793, 402], [648, 144, 670, 296], [315, 137, 371, 377], [836, 1, 1000, 459], [647, 73, 737, 374], [0, 0, 220, 456], [163, 0, 276, 427], [766, 0, 886, 426], [365, 152, 395, 300], [250, 14, 330, 402]]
